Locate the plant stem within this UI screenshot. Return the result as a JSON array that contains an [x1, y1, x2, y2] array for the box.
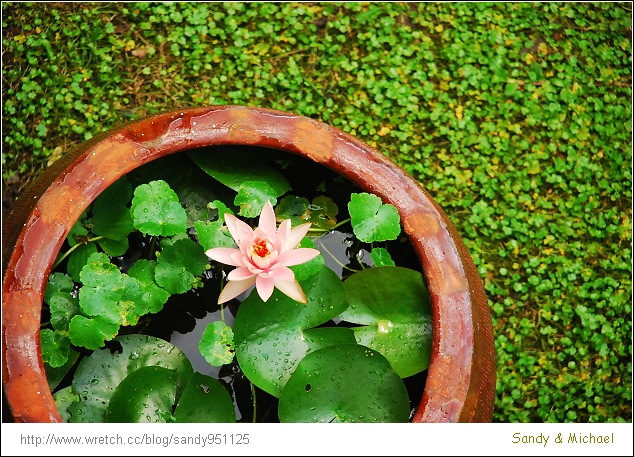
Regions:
[[52, 236, 104, 269], [308, 218, 352, 237], [317, 241, 359, 273], [251, 382, 257, 423]]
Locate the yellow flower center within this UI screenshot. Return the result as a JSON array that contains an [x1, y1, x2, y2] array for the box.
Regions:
[[252, 239, 271, 258]]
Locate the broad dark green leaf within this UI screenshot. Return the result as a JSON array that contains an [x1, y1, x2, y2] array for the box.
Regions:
[[173, 372, 236, 423], [234, 180, 277, 218], [339, 267, 433, 378], [278, 344, 410, 422], [53, 386, 80, 423], [155, 238, 209, 294]]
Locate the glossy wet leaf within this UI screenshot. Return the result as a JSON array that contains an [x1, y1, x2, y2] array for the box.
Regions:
[[44, 272, 74, 304], [40, 328, 70, 368], [155, 238, 208, 294], [199, 321, 235, 366], [69, 335, 194, 423], [194, 220, 235, 251], [276, 195, 339, 230], [208, 199, 235, 221], [189, 148, 291, 197], [370, 247, 395, 267], [234, 180, 277, 218], [289, 237, 325, 281], [233, 266, 351, 397], [348, 192, 401, 242], [339, 267, 432, 378], [67, 218, 89, 247], [173, 372, 236, 423], [67, 241, 98, 282], [105, 366, 178, 423], [278, 344, 410, 423], [49, 293, 81, 333], [68, 315, 120, 350], [131, 180, 187, 236], [78, 254, 148, 326], [127, 259, 171, 313], [45, 347, 80, 391], [53, 386, 80, 423]]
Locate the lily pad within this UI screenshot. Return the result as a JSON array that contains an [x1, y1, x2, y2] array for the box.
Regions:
[[69, 335, 193, 423], [53, 386, 80, 423], [233, 266, 352, 397], [173, 372, 236, 423], [189, 148, 291, 197], [289, 237, 325, 281], [339, 267, 433, 378], [194, 220, 235, 251], [278, 344, 410, 423], [105, 366, 178, 423], [276, 195, 339, 230], [369, 247, 395, 267]]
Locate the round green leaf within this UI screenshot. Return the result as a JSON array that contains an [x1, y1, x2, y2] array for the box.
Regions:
[[155, 238, 209, 294], [276, 195, 339, 230], [339, 267, 433, 378], [199, 321, 235, 366], [68, 315, 120, 350], [40, 329, 70, 368], [348, 192, 401, 242], [369, 247, 395, 267], [67, 242, 98, 282], [173, 372, 236, 423], [278, 344, 410, 423], [105, 366, 178, 423], [189, 148, 291, 197], [234, 266, 352, 397], [234, 180, 278, 218], [131, 180, 187, 236], [194, 220, 235, 251], [97, 236, 130, 257], [127, 259, 171, 313], [45, 347, 80, 391], [69, 335, 194, 423], [49, 293, 81, 333], [44, 272, 74, 304], [289, 237, 325, 281]]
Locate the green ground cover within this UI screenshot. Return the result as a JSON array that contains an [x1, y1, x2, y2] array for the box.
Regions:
[[2, 2, 631, 422]]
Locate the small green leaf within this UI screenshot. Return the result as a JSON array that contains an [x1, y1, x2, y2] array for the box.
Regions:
[[131, 180, 187, 236], [235, 180, 278, 218], [45, 348, 80, 391], [289, 237, 324, 281], [44, 272, 74, 304], [208, 200, 235, 221], [370, 248, 395, 267], [155, 238, 208, 294], [127, 259, 171, 313], [97, 236, 129, 257], [173, 372, 236, 423], [68, 315, 120, 350], [194, 220, 235, 251], [199, 321, 235, 366], [276, 195, 339, 230], [49, 293, 81, 333], [67, 217, 89, 248], [40, 329, 71, 368], [67, 242, 98, 282], [348, 193, 401, 242], [278, 344, 410, 423]]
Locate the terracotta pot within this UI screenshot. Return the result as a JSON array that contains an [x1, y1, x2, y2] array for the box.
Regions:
[[2, 105, 496, 423]]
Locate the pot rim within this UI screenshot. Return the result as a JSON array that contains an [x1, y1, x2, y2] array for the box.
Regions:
[[2, 105, 495, 423]]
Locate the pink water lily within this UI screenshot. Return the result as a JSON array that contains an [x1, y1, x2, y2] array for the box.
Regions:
[[205, 201, 320, 304]]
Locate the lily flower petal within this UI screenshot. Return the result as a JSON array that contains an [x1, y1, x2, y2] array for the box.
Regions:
[[206, 247, 243, 267], [256, 275, 275, 302], [258, 201, 277, 238], [282, 248, 321, 266], [217, 276, 256, 304], [274, 279, 308, 304], [283, 223, 313, 252]]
